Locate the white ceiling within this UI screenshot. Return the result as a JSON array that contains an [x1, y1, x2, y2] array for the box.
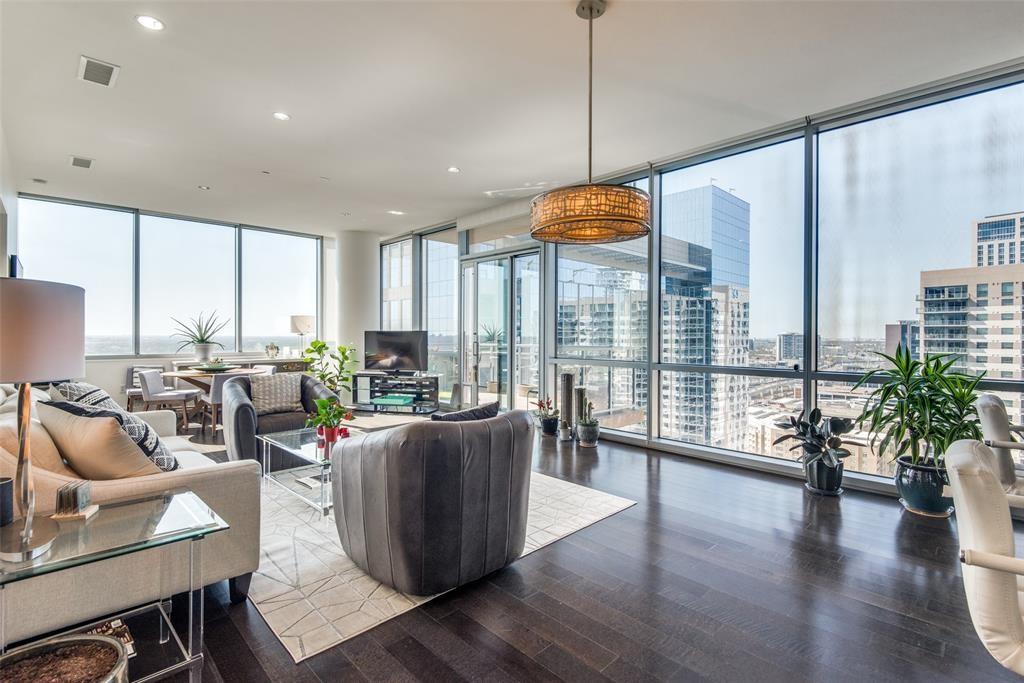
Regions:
[[4, 1, 1024, 238]]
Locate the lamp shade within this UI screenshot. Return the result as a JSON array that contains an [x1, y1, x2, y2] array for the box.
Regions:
[[0, 279, 85, 384], [530, 183, 651, 244], [290, 315, 315, 335]]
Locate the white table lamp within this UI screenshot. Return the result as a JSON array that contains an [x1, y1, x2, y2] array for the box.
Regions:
[[0, 278, 85, 561], [290, 315, 315, 354]]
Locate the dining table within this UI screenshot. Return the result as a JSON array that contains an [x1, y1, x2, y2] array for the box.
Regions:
[[162, 367, 265, 393]]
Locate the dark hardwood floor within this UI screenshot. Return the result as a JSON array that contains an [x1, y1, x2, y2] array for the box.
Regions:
[[179, 429, 1023, 682]]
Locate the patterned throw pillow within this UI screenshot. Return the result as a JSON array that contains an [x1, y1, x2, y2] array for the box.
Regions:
[[251, 373, 304, 416], [44, 400, 178, 472], [430, 401, 500, 422], [49, 381, 121, 410]]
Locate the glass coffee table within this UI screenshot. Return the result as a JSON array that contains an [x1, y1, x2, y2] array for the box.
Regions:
[[257, 427, 361, 515]]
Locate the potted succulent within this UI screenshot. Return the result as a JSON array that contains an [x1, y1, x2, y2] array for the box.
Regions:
[[576, 401, 600, 447], [773, 409, 854, 495], [172, 311, 229, 361], [307, 396, 355, 442], [855, 344, 983, 517], [533, 396, 559, 436], [302, 340, 357, 399]]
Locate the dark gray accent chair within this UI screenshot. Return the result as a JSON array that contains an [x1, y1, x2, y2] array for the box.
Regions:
[[331, 410, 534, 595], [222, 374, 334, 461]]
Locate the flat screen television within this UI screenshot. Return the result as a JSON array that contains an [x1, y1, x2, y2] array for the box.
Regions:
[[364, 330, 428, 373]]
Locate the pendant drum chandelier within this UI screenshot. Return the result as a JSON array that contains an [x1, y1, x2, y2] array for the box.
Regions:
[[530, 0, 651, 245]]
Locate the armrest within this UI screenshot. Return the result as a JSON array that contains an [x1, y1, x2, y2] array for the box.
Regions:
[[134, 410, 178, 437], [1007, 493, 1024, 509], [222, 379, 257, 461], [301, 374, 336, 412], [960, 548, 1024, 576], [984, 439, 1024, 450]]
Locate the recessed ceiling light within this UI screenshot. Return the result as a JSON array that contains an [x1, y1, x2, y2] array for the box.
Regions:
[[386, 210, 405, 215], [31, 178, 48, 184], [447, 166, 461, 173], [197, 185, 211, 191], [272, 112, 291, 121], [135, 15, 165, 31]]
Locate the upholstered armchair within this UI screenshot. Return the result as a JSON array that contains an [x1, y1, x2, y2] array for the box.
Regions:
[[222, 373, 334, 461], [331, 410, 533, 595], [946, 439, 1024, 675]]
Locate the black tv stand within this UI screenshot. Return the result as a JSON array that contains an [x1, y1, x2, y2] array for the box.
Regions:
[[354, 371, 439, 414]]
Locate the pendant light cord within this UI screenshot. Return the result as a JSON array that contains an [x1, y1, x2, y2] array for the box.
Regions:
[[587, 8, 593, 184]]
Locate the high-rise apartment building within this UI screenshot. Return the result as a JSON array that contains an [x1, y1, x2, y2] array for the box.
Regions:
[[776, 332, 803, 362], [884, 320, 920, 357], [919, 211, 1024, 420]]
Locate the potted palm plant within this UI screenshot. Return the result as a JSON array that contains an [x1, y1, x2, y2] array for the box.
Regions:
[[855, 344, 983, 517], [773, 409, 854, 495], [533, 396, 559, 436], [172, 311, 229, 361]]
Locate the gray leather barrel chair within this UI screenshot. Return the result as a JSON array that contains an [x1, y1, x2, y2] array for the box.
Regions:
[[222, 374, 334, 461], [332, 410, 534, 595]]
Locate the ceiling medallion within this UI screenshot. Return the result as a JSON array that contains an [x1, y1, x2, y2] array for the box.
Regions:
[[530, 0, 651, 245]]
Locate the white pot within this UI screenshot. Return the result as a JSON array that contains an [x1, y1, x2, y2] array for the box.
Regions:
[[193, 343, 217, 362]]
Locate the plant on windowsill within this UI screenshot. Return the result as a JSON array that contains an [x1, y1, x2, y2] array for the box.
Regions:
[[576, 401, 600, 448], [306, 396, 355, 443], [302, 340, 357, 400], [773, 409, 854, 496], [854, 344, 983, 517], [533, 396, 559, 436], [171, 311, 229, 362]]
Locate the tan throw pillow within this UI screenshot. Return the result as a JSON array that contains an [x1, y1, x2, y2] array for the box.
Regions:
[[251, 373, 304, 416], [0, 416, 79, 478], [37, 402, 161, 480]]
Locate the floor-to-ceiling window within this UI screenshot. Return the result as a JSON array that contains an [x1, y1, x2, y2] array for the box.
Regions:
[[380, 239, 413, 330], [17, 195, 321, 357], [658, 140, 804, 456], [18, 198, 135, 355], [423, 229, 459, 396]]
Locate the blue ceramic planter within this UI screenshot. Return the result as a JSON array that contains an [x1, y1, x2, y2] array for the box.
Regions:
[[894, 455, 953, 518]]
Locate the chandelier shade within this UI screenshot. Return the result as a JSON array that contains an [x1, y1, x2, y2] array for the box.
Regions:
[[530, 183, 651, 244]]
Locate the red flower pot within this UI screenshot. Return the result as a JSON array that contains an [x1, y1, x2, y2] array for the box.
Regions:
[[323, 426, 341, 442]]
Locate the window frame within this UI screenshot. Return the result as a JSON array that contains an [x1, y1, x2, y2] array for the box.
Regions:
[[17, 193, 323, 359]]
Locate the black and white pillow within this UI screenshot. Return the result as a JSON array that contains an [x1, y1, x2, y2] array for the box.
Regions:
[[45, 400, 178, 472], [49, 381, 121, 410]]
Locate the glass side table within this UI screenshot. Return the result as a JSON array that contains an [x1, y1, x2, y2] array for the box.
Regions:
[[257, 427, 362, 516], [0, 491, 228, 682]]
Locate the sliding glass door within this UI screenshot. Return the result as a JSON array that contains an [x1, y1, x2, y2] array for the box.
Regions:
[[461, 251, 540, 410]]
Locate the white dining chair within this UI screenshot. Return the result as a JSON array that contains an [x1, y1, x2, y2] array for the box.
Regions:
[[138, 369, 201, 429], [124, 364, 168, 412], [977, 393, 1024, 494], [200, 374, 232, 433]]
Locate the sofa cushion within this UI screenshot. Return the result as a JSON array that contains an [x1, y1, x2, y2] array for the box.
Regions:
[[250, 373, 303, 416], [49, 381, 120, 410], [0, 416, 79, 478], [172, 451, 217, 469], [42, 401, 177, 473], [38, 402, 162, 480], [431, 401, 500, 422], [255, 410, 308, 434]]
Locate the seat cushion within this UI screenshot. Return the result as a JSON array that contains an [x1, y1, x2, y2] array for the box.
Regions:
[[172, 450, 217, 469], [431, 401, 500, 422], [250, 373, 303, 416], [256, 411, 308, 434], [38, 402, 162, 480], [48, 381, 120, 410], [0, 415, 79, 478], [42, 401, 178, 473]]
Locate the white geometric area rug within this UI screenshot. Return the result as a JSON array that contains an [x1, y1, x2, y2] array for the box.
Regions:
[[250, 472, 636, 662]]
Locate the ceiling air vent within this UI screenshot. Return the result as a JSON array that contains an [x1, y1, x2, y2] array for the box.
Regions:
[[77, 56, 120, 87], [69, 156, 94, 169]]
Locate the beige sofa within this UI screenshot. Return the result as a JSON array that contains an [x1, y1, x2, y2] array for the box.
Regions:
[[0, 385, 261, 643]]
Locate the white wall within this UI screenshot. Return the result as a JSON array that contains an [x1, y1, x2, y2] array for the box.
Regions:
[[335, 230, 380, 366], [0, 0, 18, 270]]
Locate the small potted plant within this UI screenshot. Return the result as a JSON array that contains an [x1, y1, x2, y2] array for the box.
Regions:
[[576, 401, 600, 447], [307, 396, 355, 443], [855, 344, 983, 517], [533, 397, 559, 436], [773, 409, 854, 495], [172, 311, 229, 361]]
